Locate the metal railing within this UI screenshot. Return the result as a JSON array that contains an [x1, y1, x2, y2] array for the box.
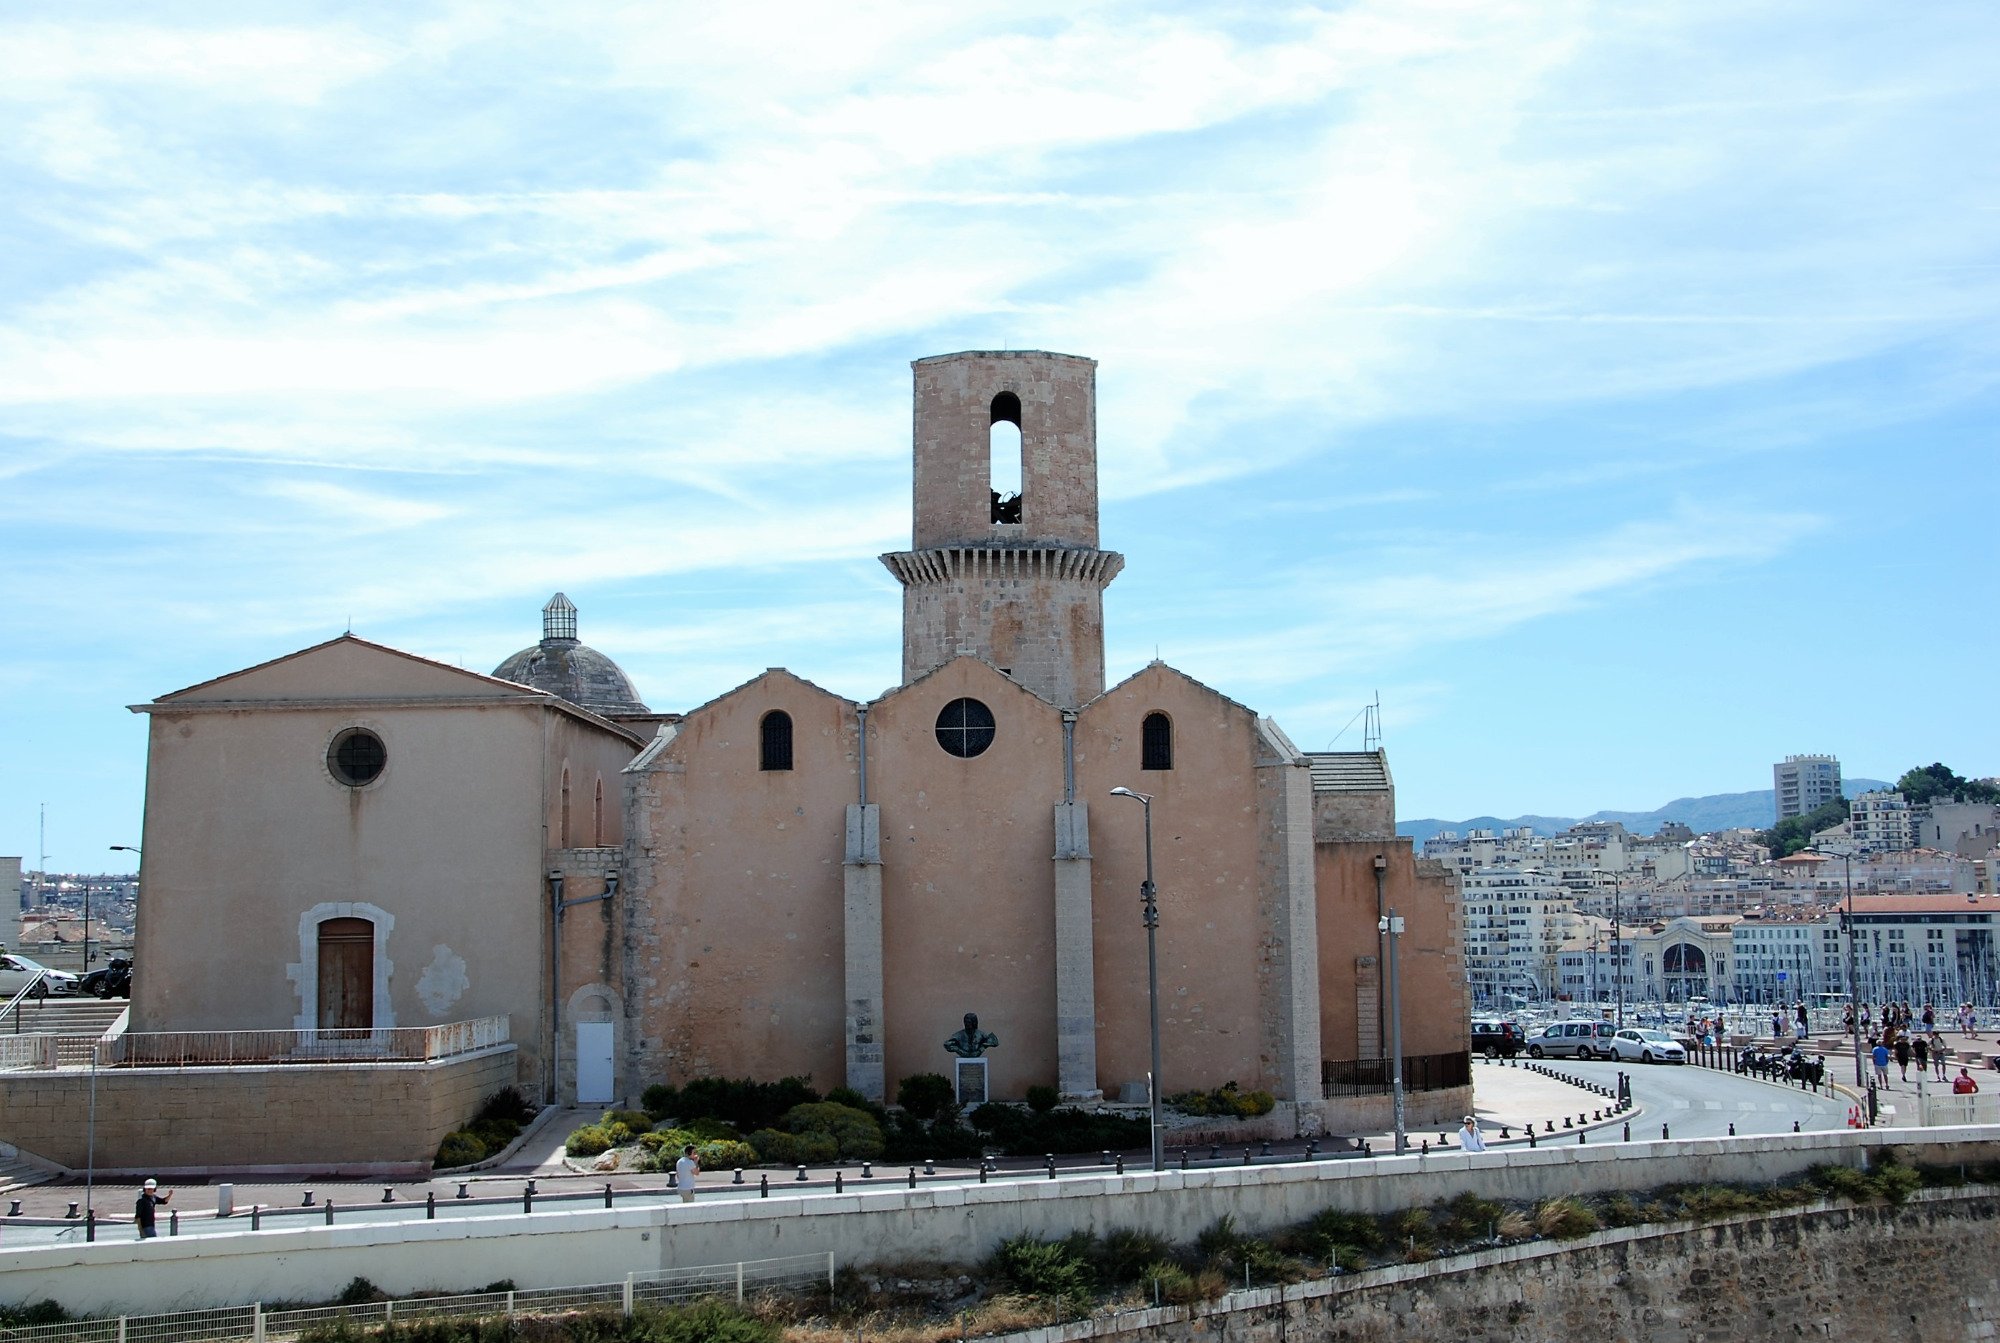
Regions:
[[3, 974, 58, 1023], [0, 1253, 834, 1343], [1322, 1051, 1472, 1097], [0, 1034, 58, 1071], [97, 1017, 509, 1068]]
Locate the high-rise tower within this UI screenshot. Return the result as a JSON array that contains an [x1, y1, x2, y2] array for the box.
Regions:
[[881, 351, 1123, 707]]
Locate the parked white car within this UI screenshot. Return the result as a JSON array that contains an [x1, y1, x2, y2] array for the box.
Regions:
[[0, 953, 79, 998], [1524, 1020, 1618, 1060], [1611, 1028, 1687, 1065]]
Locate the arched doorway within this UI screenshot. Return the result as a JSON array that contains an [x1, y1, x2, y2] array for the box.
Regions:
[[317, 917, 375, 1032], [1663, 942, 1708, 1002]]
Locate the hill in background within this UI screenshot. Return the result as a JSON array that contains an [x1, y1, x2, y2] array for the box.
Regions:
[[1396, 779, 1890, 845]]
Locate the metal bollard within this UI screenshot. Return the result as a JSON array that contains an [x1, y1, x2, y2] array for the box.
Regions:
[[382, 1186, 396, 1203], [1116, 1154, 1125, 1174], [326, 1200, 335, 1225], [426, 1191, 437, 1220], [66, 1202, 78, 1218], [1243, 1148, 1252, 1165], [979, 1163, 987, 1183], [6, 1201, 17, 1216], [303, 1190, 315, 1206], [604, 1183, 615, 1208], [797, 1165, 809, 1182], [925, 1158, 937, 1175], [1420, 1139, 1429, 1155], [1661, 1124, 1670, 1140], [1623, 1122, 1630, 1141], [908, 1167, 917, 1189], [759, 1173, 769, 1198], [1528, 1129, 1537, 1148], [252, 1206, 261, 1231], [1728, 1122, 1736, 1136], [1180, 1149, 1190, 1170], [733, 1167, 745, 1184], [1260, 1141, 1271, 1156], [1545, 1120, 1555, 1133], [1305, 1140, 1317, 1159], [861, 1162, 872, 1179], [1793, 1121, 1801, 1133], [457, 1182, 471, 1199], [1210, 1143, 1220, 1160], [85, 1209, 95, 1242], [523, 1185, 533, 1213], [1578, 1131, 1586, 1145], [1048, 1157, 1057, 1180], [835, 1171, 843, 1193], [1499, 1127, 1511, 1139], [1563, 1117, 1573, 1129], [526, 1179, 538, 1196], [169, 1209, 179, 1236]]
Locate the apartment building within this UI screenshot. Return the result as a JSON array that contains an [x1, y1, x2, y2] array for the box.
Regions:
[[1774, 754, 1842, 821]]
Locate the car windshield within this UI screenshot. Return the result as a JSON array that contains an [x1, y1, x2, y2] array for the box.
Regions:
[[1637, 1030, 1675, 1042]]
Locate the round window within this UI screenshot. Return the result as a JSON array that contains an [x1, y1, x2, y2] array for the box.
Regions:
[[328, 727, 387, 786], [934, 697, 996, 758]]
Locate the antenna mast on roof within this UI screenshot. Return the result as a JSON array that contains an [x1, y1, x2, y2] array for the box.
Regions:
[[1363, 691, 1382, 753]]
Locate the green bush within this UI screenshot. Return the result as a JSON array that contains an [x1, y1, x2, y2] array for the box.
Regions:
[[1094, 1228, 1173, 1284], [470, 1117, 522, 1150], [336, 1277, 384, 1305], [1139, 1261, 1198, 1304], [642, 1083, 678, 1120], [1301, 1207, 1382, 1253], [603, 1109, 653, 1135], [1437, 1191, 1504, 1241], [639, 1127, 698, 1155], [991, 1234, 1095, 1309], [435, 1131, 487, 1168], [896, 1073, 956, 1122], [1533, 1197, 1600, 1239], [747, 1128, 839, 1166], [780, 1102, 886, 1160], [671, 1076, 821, 1131], [1025, 1085, 1059, 1114], [1164, 1081, 1273, 1118], [0, 1302, 71, 1328], [476, 1086, 536, 1125], [696, 1138, 760, 1170], [566, 1124, 616, 1158]]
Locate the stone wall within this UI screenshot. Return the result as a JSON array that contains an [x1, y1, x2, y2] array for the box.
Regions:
[[1007, 1189, 2000, 1343], [0, 1047, 515, 1176]]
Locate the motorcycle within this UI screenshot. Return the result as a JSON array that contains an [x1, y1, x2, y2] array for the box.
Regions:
[[80, 955, 132, 999]]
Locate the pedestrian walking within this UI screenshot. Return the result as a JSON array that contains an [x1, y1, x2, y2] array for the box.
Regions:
[[1922, 1003, 1936, 1033], [1932, 1033, 1952, 1081], [1796, 1001, 1809, 1035], [1894, 1035, 1911, 1082], [1459, 1115, 1487, 1152], [134, 1179, 172, 1240], [1871, 1039, 1890, 1089], [674, 1144, 700, 1203], [1913, 1034, 1929, 1074]]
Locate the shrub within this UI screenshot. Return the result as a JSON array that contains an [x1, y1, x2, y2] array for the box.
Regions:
[[639, 1127, 698, 1155], [780, 1102, 885, 1160], [1301, 1208, 1382, 1254], [566, 1124, 616, 1158], [1195, 1215, 1242, 1264], [1165, 1081, 1275, 1118], [641, 1299, 779, 1343], [897, 1073, 956, 1122], [1496, 1209, 1533, 1240], [968, 1102, 1015, 1134], [696, 1138, 760, 1170], [672, 1076, 821, 1131], [1094, 1228, 1173, 1284], [992, 1235, 1094, 1309], [336, 1278, 383, 1305], [747, 1128, 838, 1166], [1438, 1191, 1505, 1241], [603, 1109, 654, 1135], [1811, 1164, 1874, 1200], [1139, 1261, 1199, 1304], [1600, 1193, 1648, 1228], [1025, 1085, 1059, 1114], [1534, 1197, 1600, 1239], [0, 1303, 70, 1328], [435, 1131, 487, 1168], [477, 1086, 536, 1125], [642, 1083, 679, 1120]]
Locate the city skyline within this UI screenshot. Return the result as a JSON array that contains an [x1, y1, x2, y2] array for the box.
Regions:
[[5, 3, 1996, 866]]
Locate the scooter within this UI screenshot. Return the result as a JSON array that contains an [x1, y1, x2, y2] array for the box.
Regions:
[[81, 955, 132, 999]]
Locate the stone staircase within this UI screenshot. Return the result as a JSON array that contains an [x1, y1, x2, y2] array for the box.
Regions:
[[0, 996, 127, 1042]]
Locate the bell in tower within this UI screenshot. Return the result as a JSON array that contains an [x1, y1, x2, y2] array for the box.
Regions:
[[881, 350, 1124, 708]]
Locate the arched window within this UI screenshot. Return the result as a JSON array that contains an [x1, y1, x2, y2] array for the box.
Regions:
[[1141, 712, 1173, 771], [990, 391, 1022, 523], [559, 766, 572, 847], [761, 710, 794, 771], [592, 777, 605, 846]]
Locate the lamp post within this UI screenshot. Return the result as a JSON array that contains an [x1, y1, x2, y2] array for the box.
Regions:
[[104, 845, 142, 974], [1613, 881, 1624, 1027], [1109, 787, 1164, 1172], [1816, 845, 1867, 1090], [1375, 854, 1406, 1155]]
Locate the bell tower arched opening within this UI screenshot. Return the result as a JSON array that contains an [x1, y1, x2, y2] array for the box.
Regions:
[[990, 391, 1023, 524]]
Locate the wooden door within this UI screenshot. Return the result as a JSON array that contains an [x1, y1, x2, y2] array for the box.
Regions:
[[317, 918, 375, 1032]]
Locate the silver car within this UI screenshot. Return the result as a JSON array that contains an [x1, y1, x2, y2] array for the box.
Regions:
[[1524, 1019, 1617, 1060], [1611, 1028, 1687, 1065], [0, 953, 79, 998]]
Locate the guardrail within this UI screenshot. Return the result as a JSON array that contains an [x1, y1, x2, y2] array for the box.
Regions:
[[0, 1252, 835, 1343], [96, 1017, 509, 1067], [0, 1034, 58, 1071]]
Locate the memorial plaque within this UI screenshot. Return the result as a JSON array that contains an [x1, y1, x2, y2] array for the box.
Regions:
[[955, 1057, 989, 1105]]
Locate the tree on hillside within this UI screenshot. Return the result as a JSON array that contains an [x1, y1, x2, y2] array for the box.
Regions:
[[1895, 763, 2000, 807], [1759, 797, 1850, 859]]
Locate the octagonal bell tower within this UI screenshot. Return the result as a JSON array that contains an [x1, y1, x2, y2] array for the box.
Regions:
[[881, 350, 1123, 708]]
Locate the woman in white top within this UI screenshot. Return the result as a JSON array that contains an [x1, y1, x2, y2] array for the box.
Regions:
[[1459, 1116, 1487, 1152]]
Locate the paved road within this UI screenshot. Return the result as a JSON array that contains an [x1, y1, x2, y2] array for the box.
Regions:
[[1622, 1060, 1848, 1138]]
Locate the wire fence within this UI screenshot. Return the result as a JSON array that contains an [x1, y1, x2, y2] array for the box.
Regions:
[[0, 1254, 835, 1343]]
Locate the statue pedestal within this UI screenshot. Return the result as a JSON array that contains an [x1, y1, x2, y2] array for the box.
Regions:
[[954, 1058, 988, 1106]]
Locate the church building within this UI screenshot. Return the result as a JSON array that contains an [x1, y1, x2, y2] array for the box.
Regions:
[[116, 350, 1466, 1163]]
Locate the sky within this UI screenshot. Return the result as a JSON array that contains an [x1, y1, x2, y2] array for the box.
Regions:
[[4, 1, 1996, 873]]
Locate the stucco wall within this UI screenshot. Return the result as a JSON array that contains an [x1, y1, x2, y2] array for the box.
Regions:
[[1316, 842, 1467, 1063], [0, 1047, 514, 1174], [622, 671, 858, 1096], [1079, 665, 1286, 1102]]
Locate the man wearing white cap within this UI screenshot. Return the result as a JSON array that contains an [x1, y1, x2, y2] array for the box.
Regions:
[[135, 1178, 172, 1239]]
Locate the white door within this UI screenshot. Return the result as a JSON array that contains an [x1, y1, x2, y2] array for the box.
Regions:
[[575, 1021, 614, 1104]]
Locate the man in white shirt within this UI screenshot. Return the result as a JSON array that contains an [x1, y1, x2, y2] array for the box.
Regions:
[[674, 1144, 700, 1203]]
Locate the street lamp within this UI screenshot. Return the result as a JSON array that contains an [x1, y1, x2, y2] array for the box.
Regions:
[[102, 845, 142, 973], [1375, 854, 1406, 1155], [1110, 786, 1165, 1172], [1613, 880, 1624, 1028], [1815, 844, 1868, 1091]]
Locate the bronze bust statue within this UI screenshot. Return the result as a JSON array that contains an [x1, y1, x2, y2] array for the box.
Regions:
[[943, 1012, 999, 1058]]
